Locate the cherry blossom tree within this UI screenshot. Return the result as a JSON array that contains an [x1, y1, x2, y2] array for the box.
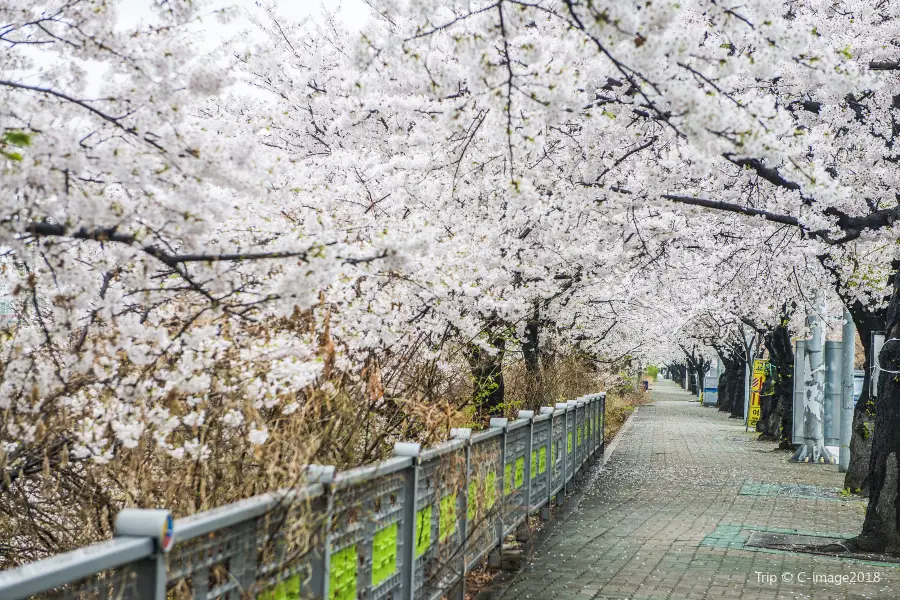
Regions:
[[3, 0, 900, 559]]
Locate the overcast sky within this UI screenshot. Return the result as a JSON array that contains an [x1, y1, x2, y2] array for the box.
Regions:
[[118, 0, 371, 34], [46, 1, 373, 96]]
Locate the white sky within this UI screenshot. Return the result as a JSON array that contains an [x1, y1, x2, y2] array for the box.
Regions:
[[117, 0, 371, 34], [14, 1, 371, 94], [13, 0, 371, 98]]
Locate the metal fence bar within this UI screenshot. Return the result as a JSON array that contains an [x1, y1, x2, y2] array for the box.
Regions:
[[449, 427, 472, 600], [553, 402, 567, 505], [565, 401, 576, 492], [600, 392, 606, 454], [539, 406, 554, 519], [394, 442, 421, 600], [0, 392, 606, 600], [517, 410, 534, 539], [488, 417, 508, 568], [0, 538, 153, 600], [466, 426, 503, 571]]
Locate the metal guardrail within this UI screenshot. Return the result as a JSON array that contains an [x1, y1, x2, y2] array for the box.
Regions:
[[0, 392, 606, 600]]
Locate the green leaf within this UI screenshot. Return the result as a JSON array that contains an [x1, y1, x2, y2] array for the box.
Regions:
[[2, 131, 31, 147]]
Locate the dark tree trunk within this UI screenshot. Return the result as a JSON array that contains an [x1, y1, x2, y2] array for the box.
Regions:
[[728, 352, 746, 419], [856, 275, 900, 552], [696, 356, 710, 398], [522, 304, 544, 408], [670, 362, 686, 388], [468, 332, 506, 417], [716, 346, 744, 416], [756, 320, 794, 448], [681, 347, 710, 398], [845, 300, 883, 495]]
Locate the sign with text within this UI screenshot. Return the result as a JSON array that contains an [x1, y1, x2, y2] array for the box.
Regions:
[[748, 359, 768, 427]]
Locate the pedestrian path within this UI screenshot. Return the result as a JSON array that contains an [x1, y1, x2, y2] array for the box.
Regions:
[[501, 379, 893, 599]]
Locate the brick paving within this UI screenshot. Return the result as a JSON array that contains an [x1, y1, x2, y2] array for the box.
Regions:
[[502, 379, 895, 599]]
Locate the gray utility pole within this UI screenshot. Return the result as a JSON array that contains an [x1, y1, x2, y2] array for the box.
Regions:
[[839, 307, 855, 472], [791, 294, 836, 463]]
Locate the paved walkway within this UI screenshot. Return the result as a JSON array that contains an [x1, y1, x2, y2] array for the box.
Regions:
[[502, 379, 894, 599]]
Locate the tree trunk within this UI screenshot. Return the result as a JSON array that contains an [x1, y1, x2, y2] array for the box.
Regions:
[[716, 346, 744, 416], [729, 347, 747, 419], [856, 274, 900, 552], [845, 300, 883, 495], [670, 363, 686, 388], [756, 320, 794, 448], [522, 304, 543, 408], [468, 332, 506, 417]]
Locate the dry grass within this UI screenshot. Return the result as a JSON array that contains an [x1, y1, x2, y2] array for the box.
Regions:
[[605, 387, 654, 443], [0, 337, 646, 579]]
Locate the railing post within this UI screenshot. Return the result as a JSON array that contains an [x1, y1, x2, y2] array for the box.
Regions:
[[114, 509, 173, 600], [307, 465, 336, 600], [585, 396, 593, 461], [487, 417, 508, 568], [600, 392, 607, 453], [554, 402, 568, 504], [539, 406, 554, 520], [575, 396, 587, 482], [392, 443, 421, 600], [448, 428, 472, 600], [566, 401, 578, 492], [516, 410, 534, 542]]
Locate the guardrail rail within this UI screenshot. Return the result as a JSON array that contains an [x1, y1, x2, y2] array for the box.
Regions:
[[0, 392, 606, 600]]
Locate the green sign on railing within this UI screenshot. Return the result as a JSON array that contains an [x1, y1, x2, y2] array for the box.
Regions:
[[415, 506, 432, 558], [486, 471, 497, 509], [439, 494, 457, 542], [257, 574, 300, 600], [372, 523, 397, 587], [329, 545, 357, 600]]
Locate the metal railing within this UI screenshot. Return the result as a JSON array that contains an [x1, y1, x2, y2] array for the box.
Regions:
[[0, 393, 606, 600]]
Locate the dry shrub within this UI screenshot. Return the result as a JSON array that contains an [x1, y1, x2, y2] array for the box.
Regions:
[[503, 353, 604, 412], [604, 388, 653, 443], [0, 326, 642, 575], [0, 344, 473, 569]]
